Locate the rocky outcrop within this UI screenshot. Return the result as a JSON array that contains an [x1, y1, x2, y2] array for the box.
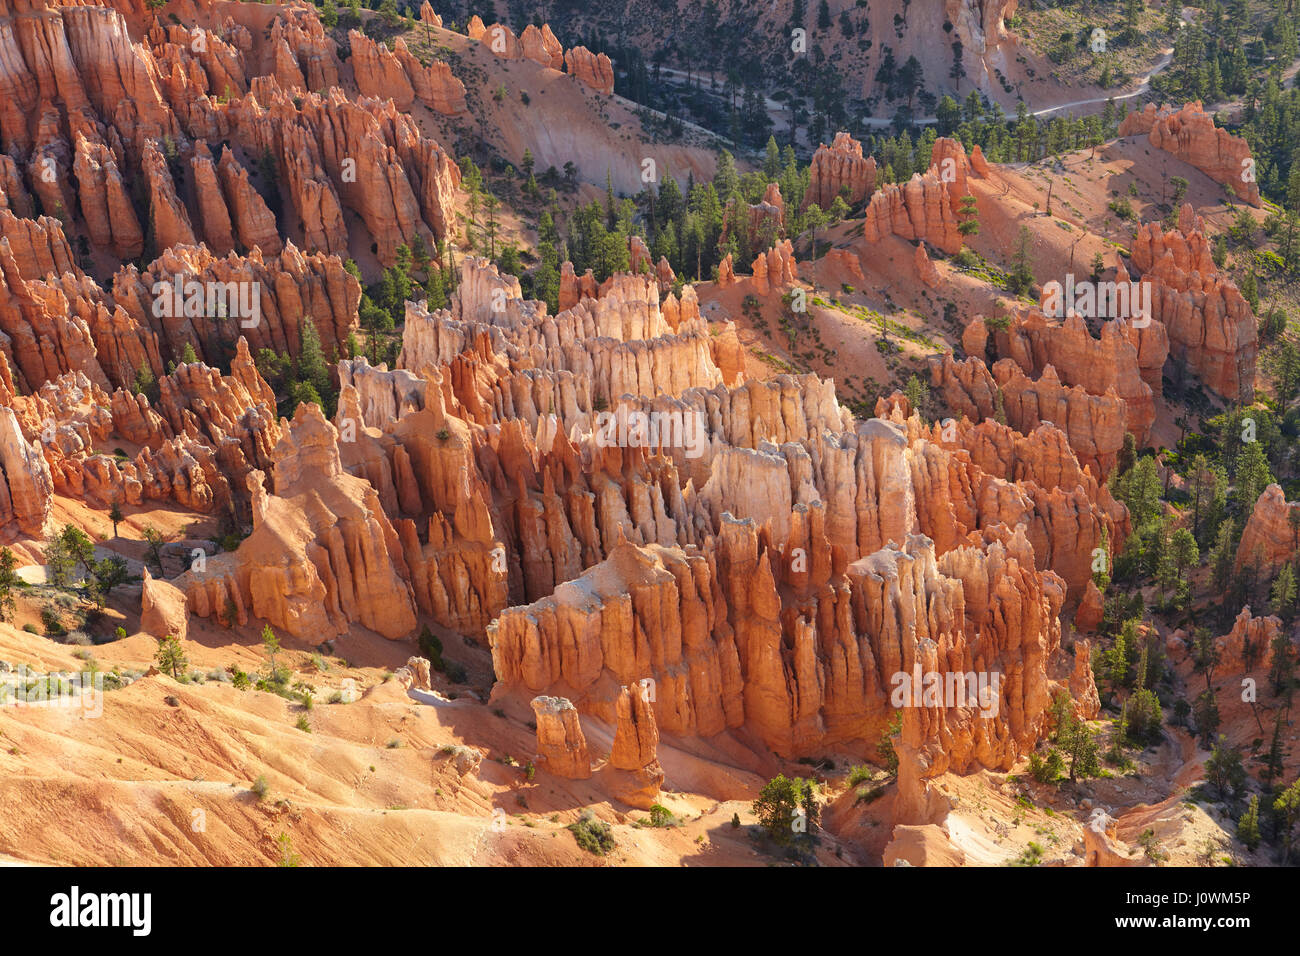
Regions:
[[17, 339, 280, 520], [1075, 580, 1104, 632], [72, 133, 144, 259], [565, 46, 614, 95], [392, 37, 466, 114], [1119, 102, 1261, 206], [112, 242, 360, 366], [1001, 309, 1158, 444], [189, 141, 236, 255], [860, 138, 974, 254], [1131, 216, 1256, 403], [348, 31, 415, 110], [751, 239, 798, 295], [1235, 484, 1298, 576], [269, 9, 342, 93], [804, 132, 876, 211], [177, 403, 418, 640], [558, 261, 598, 312], [604, 682, 664, 808], [0, 211, 75, 280], [0, 239, 116, 393], [531, 696, 591, 778], [141, 569, 189, 642], [0, 401, 53, 536], [1083, 808, 1143, 866], [0, 155, 33, 217], [143, 138, 197, 253], [520, 23, 564, 70], [722, 184, 785, 258], [1215, 607, 1283, 673], [394, 655, 433, 692], [216, 146, 282, 255], [930, 354, 1127, 478], [915, 243, 939, 287], [229, 79, 459, 264]]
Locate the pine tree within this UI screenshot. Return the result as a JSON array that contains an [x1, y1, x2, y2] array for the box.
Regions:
[[713, 150, 740, 204], [1064, 719, 1100, 781], [1205, 736, 1246, 799], [1193, 689, 1221, 745], [903, 375, 930, 422], [1275, 778, 1300, 864], [763, 136, 781, 180], [957, 195, 979, 239], [1269, 630, 1296, 700], [1234, 441, 1274, 519], [1237, 794, 1262, 850], [1271, 564, 1298, 619], [1264, 712, 1287, 789], [1007, 226, 1035, 295], [295, 317, 333, 414], [0, 547, 17, 621], [155, 634, 188, 681]]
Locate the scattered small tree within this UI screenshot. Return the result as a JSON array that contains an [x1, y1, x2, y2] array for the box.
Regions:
[[0, 547, 17, 621], [752, 774, 819, 846], [1204, 736, 1246, 800], [1237, 794, 1262, 851], [142, 526, 165, 574], [155, 634, 188, 680], [1275, 778, 1300, 864]]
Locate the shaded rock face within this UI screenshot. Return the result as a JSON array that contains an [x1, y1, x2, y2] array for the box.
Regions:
[[0, 1, 1108, 830], [217, 146, 282, 255], [391, 258, 1106, 773], [999, 309, 1158, 446], [1119, 102, 1261, 206], [349, 30, 416, 110], [113, 242, 361, 369], [531, 696, 592, 779], [231, 83, 461, 265], [1131, 213, 1257, 403], [73, 133, 143, 259], [0, 0, 450, 406], [205, 248, 1099, 775], [930, 353, 1127, 479], [804, 132, 877, 211], [392, 37, 467, 114]]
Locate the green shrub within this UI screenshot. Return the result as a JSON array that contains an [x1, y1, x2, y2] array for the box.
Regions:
[[847, 764, 873, 787], [568, 812, 615, 855], [752, 774, 819, 846], [1028, 748, 1065, 784]]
